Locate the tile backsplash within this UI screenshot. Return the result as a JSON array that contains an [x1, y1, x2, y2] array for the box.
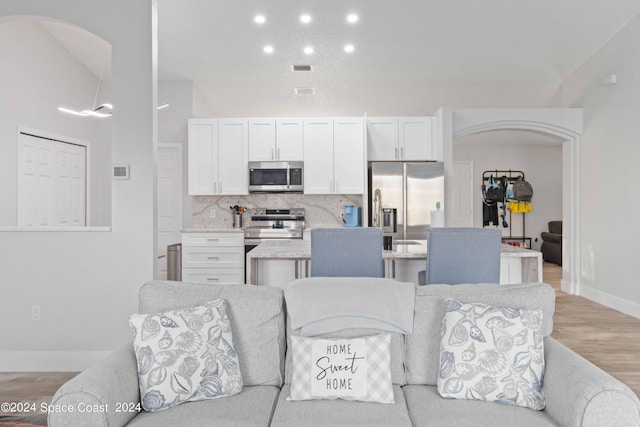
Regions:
[[191, 194, 364, 229]]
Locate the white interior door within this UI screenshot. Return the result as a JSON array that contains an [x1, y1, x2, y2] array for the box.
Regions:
[[156, 144, 183, 279], [18, 132, 86, 227], [452, 161, 474, 227]]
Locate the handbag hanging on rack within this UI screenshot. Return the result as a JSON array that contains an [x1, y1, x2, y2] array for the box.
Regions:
[[484, 175, 504, 202], [513, 176, 533, 201]]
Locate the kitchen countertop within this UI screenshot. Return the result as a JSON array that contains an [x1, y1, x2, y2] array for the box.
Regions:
[[181, 228, 245, 233], [246, 239, 539, 260]]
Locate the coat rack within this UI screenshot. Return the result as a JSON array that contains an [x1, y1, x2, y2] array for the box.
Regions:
[[481, 169, 530, 248]]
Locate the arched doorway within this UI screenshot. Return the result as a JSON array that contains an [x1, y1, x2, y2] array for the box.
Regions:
[[447, 108, 582, 294]]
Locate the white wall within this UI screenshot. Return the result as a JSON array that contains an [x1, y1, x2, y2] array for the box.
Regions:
[[0, 20, 111, 226], [0, 0, 156, 370], [559, 13, 640, 316], [159, 80, 192, 227], [453, 134, 563, 251]]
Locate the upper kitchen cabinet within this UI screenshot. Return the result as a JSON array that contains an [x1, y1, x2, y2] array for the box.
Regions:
[[188, 118, 248, 195], [248, 118, 303, 161], [303, 118, 365, 194], [367, 117, 440, 161]]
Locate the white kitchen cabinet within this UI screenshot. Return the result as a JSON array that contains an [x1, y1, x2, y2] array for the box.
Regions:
[[367, 117, 438, 161], [182, 232, 244, 285], [188, 118, 248, 195], [276, 119, 304, 160], [218, 119, 249, 194], [333, 118, 365, 194], [248, 118, 303, 161], [303, 118, 365, 194], [188, 119, 218, 195], [303, 118, 334, 194], [367, 117, 398, 161]]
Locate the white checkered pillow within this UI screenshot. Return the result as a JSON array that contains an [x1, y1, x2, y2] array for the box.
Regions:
[[287, 334, 394, 404], [438, 299, 545, 410]]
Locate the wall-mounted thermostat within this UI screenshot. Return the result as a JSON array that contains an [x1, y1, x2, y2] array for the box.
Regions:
[[113, 164, 130, 180]]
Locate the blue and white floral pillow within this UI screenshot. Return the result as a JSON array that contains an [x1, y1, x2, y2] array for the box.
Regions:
[[437, 299, 545, 410], [129, 299, 242, 411]]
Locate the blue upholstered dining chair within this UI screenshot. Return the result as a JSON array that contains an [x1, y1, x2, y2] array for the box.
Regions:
[[418, 227, 502, 285], [310, 228, 384, 277]]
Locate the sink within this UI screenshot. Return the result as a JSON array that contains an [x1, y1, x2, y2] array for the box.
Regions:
[[394, 240, 420, 245]]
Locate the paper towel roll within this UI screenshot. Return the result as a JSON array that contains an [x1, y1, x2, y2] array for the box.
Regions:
[[430, 210, 445, 228]]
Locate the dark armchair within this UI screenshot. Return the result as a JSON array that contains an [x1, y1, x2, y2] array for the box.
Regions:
[[541, 221, 562, 265]]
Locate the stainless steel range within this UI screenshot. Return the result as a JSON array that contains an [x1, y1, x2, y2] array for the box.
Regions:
[[244, 208, 306, 245]]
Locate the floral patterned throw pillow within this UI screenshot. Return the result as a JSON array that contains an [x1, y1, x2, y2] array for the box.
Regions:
[[129, 299, 243, 411], [437, 299, 545, 410]]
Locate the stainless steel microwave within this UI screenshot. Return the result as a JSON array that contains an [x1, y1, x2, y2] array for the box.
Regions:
[[248, 161, 304, 193]]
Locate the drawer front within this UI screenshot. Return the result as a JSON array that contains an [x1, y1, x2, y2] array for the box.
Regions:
[[182, 232, 244, 247], [182, 268, 244, 285], [183, 246, 244, 268]]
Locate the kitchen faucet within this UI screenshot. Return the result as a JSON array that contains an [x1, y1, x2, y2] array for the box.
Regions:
[[373, 188, 382, 228]]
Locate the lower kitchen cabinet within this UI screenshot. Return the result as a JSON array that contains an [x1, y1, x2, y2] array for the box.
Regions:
[[182, 232, 244, 285]]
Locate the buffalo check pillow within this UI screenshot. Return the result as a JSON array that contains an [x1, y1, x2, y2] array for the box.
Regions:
[[437, 299, 545, 410], [287, 334, 394, 404]]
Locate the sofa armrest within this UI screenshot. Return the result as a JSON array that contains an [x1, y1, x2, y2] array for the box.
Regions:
[[542, 337, 640, 427], [48, 343, 141, 427]]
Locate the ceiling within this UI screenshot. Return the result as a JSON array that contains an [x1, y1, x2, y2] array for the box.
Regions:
[[28, 1, 640, 116], [156, 0, 640, 109]]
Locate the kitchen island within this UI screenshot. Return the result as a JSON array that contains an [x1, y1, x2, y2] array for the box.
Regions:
[[246, 239, 542, 287]]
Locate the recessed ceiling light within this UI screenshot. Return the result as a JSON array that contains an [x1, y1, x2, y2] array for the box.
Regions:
[[347, 14, 359, 24], [303, 46, 314, 55], [344, 44, 355, 53], [254, 15, 266, 24], [263, 45, 274, 54], [300, 14, 312, 24]]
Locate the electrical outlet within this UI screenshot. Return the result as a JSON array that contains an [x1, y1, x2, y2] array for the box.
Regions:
[[209, 209, 216, 218], [32, 305, 41, 321]]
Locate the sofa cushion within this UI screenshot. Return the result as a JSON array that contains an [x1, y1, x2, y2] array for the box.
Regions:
[[129, 299, 243, 411], [405, 282, 555, 386], [285, 277, 413, 385], [288, 334, 394, 404], [271, 384, 412, 427], [437, 299, 545, 410], [126, 385, 280, 427], [403, 385, 558, 427], [138, 281, 285, 387]]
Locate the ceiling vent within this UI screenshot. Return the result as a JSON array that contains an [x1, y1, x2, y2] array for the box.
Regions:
[[291, 64, 313, 72], [294, 88, 315, 95]]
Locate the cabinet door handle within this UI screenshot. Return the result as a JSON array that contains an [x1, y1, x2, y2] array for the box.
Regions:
[[278, 148, 281, 159], [395, 147, 398, 159], [271, 148, 275, 160], [207, 277, 219, 282], [207, 256, 220, 261], [400, 147, 404, 159], [206, 238, 220, 242]]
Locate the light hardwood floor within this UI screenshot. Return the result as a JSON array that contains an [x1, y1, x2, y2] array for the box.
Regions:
[[1, 264, 638, 421], [546, 262, 640, 397]]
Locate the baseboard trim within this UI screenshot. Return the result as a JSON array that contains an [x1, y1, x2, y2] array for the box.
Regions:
[[0, 351, 111, 372], [580, 285, 640, 320]]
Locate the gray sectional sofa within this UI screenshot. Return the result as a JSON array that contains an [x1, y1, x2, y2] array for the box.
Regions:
[[49, 279, 640, 427]]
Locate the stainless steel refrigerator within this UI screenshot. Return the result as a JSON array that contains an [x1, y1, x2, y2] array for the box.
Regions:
[[368, 161, 444, 241]]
